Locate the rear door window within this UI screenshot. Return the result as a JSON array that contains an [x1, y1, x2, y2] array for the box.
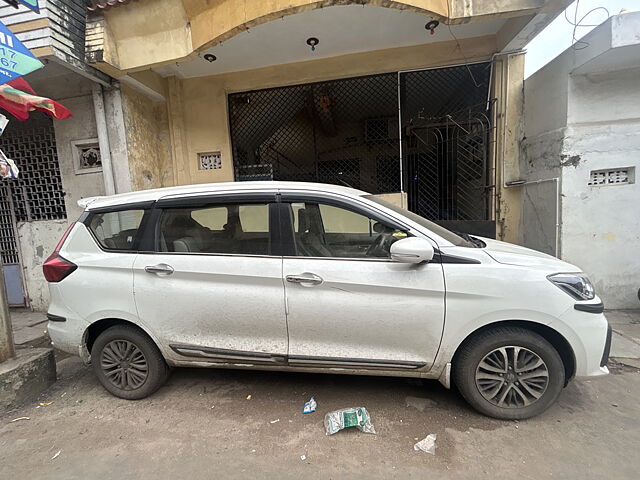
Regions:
[[159, 203, 271, 255], [87, 209, 145, 251]]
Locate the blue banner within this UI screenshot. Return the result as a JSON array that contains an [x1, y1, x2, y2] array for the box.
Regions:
[[0, 20, 43, 85]]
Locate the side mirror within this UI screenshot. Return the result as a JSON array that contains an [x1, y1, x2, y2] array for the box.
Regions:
[[390, 237, 435, 264]]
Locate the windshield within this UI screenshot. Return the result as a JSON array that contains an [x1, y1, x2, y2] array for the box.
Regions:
[[364, 195, 474, 247]]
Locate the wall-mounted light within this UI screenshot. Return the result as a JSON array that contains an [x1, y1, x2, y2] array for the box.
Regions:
[[203, 54, 217, 63], [425, 20, 439, 35], [306, 37, 319, 51]]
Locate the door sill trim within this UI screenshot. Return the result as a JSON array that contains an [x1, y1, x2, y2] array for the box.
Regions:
[[288, 355, 426, 370], [169, 344, 286, 365], [169, 344, 426, 370]]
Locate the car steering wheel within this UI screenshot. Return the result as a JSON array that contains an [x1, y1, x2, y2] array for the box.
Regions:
[[366, 232, 390, 257]]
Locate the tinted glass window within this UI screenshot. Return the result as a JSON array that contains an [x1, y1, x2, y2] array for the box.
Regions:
[[288, 202, 407, 258], [159, 203, 271, 255], [87, 210, 145, 250]]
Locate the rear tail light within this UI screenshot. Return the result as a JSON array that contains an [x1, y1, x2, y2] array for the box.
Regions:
[[43, 253, 77, 282], [43, 223, 77, 283]]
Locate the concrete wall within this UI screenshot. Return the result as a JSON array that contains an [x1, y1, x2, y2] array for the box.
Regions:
[[53, 94, 105, 220], [120, 84, 172, 190], [560, 68, 640, 309], [524, 31, 640, 308], [17, 220, 69, 311], [16, 73, 105, 311]]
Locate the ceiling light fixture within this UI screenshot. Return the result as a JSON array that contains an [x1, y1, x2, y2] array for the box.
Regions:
[[306, 37, 319, 52], [425, 20, 439, 35], [203, 54, 217, 63]]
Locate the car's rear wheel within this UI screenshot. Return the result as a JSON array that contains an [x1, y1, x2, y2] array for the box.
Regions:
[[91, 325, 169, 400], [453, 326, 565, 420]]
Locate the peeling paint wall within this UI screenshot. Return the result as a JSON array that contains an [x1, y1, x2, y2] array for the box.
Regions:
[[16, 73, 104, 311], [525, 55, 640, 308], [17, 220, 69, 311], [52, 93, 105, 220], [121, 84, 172, 190], [561, 67, 640, 309]]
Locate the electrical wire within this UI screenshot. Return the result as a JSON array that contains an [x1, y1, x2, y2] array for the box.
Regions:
[[564, 0, 610, 51], [445, 0, 482, 88]]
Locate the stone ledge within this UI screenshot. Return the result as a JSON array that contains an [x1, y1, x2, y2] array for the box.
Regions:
[[0, 348, 56, 411]]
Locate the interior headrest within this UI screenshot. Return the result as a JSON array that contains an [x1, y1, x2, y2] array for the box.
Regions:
[[298, 209, 309, 233]]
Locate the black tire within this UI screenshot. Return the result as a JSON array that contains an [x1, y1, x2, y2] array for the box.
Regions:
[[453, 326, 565, 420], [91, 325, 170, 400]]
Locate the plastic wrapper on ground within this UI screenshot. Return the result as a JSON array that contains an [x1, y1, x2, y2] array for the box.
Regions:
[[324, 407, 376, 435]]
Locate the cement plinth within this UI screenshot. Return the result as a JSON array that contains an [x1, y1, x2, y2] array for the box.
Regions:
[[0, 348, 56, 410]]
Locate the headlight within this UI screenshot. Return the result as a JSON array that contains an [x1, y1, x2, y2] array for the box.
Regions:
[[547, 273, 595, 300]]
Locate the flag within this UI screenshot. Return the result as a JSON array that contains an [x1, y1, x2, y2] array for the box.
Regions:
[[0, 80, 71, 121]]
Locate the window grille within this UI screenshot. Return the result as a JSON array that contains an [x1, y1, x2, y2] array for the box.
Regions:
[[0, 113, 66, 222], [588, 167, 634, 186]]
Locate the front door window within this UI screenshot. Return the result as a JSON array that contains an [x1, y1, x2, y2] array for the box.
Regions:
[[289, 202, 406, 258]]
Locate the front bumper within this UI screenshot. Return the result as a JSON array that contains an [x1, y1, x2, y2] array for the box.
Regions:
[[601, 323, 612, 367], [548, 303, 610, 379]]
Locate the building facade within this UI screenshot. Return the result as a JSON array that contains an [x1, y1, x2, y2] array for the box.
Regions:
[[3, 0, 570, 311], [0, 0, 126, 310], [522, 12, 640, 309]]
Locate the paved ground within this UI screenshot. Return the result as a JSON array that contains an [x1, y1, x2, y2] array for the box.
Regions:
[[1, 310, 639, 479]]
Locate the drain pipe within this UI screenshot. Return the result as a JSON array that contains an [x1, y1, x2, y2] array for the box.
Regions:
[[92, 84, 116, 196]]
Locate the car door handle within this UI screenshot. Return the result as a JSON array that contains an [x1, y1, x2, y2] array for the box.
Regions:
[[286, 272, 323, 286], [145, 264, 174, 275]]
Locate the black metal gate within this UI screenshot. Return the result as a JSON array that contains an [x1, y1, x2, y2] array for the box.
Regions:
[[400, 63, 494, 236], [229, 73, 400, 193], [229, 63, 494, 236]]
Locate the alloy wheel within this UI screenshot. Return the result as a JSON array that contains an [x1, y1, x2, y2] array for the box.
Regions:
[[100, 340, 149, 391], [475, 346, 549, 408]]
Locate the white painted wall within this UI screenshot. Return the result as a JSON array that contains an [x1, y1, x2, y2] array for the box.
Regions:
[[524, 18, 640, 309], [561, 68, 640, 309]]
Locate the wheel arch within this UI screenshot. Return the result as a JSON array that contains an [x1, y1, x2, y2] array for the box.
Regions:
[[83, 318, 158, 355], [451, 320, 576, 384]]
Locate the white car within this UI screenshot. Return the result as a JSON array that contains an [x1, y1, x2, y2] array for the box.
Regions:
[[44, 182, 610, 419]]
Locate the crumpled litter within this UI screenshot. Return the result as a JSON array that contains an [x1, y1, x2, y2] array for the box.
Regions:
[[324, 407, 376, 435], [302, 397, 317, 414], [414, 434, 437, 455], [0, 149, 18, 179]]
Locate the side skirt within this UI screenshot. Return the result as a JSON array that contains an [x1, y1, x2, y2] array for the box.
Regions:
[[169, 344, 426, 371]]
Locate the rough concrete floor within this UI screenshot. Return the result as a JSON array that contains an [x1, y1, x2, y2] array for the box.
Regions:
[[1, 311, 639, 479]]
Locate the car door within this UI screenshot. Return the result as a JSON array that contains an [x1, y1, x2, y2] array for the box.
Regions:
[[132, 193, 288, 365], [280, 193, 445, 370]]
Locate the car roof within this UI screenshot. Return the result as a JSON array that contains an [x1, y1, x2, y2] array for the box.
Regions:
[[79, 181, 369, 210]]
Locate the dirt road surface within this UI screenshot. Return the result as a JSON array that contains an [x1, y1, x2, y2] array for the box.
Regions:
[[1, 355, 639, 479]]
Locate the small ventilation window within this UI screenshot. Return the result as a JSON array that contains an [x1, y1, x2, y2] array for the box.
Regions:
[[588, 167, 635, 186], [198, 151, 222, 170]]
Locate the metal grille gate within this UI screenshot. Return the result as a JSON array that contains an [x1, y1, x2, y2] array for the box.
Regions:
[[229, 73, 400, 193], [229, 63, 494, 235], [400, 63, 494, 235], [0, 113, 66, 305]]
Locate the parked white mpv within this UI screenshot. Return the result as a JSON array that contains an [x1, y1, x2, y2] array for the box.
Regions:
[[44, 182, 610, 419]]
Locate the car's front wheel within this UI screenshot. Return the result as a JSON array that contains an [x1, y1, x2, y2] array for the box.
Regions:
[[453, 326, 565, 419], [91, 325, 170, 400]]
